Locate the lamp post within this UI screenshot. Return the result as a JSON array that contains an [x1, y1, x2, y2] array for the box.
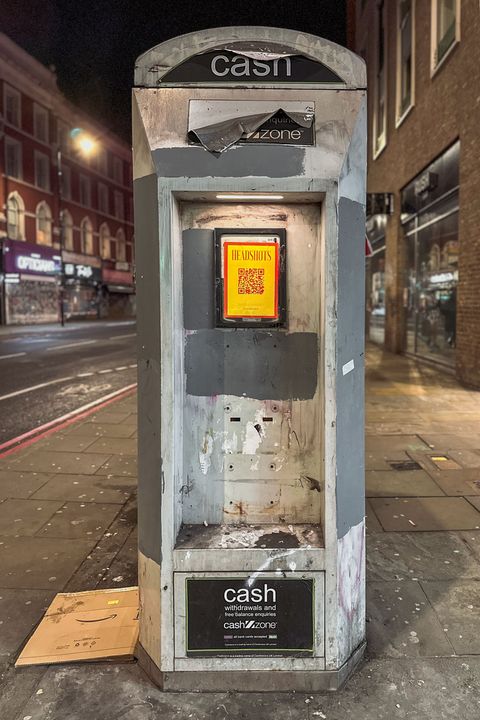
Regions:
[[56, 128, 97, 327]]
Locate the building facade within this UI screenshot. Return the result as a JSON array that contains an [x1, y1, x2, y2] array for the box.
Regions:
[[0, 32, 135, 325], [351, 0, 480, 387]]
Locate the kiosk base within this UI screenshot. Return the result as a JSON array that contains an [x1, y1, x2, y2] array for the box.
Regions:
[[136, 642, 366, 693]]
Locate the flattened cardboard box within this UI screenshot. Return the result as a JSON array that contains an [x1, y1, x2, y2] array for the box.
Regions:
[[16, 587, 138, 667]]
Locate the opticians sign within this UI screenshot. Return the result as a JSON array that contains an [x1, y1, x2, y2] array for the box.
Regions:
[[3, 239, 61, 277]]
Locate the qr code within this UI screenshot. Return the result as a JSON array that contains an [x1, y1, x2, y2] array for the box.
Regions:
[[237, 267, 265, 295]]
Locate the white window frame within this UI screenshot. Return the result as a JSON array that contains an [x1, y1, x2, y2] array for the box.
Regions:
[[34, 151, 50, 191], [6, 191, 25, 241], [5, 136, 22, 179], [99, 223, 111, 259], [79, 175, 91, 208], [116, 228, 126, 261], [36, 201, 52, 246], [396, 0, 415, 126], [4, 85, 21, 127], [80, 217, 94, 255], [373, 0, 388, 159], [431, 0, 461, 75], [33, 103, 49, 143], [97, 148, 108, 176], [61, 209, 74, 251]]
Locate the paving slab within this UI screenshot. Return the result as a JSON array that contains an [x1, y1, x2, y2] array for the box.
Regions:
[[65, 422, 137, 438], [12, 450, 112, 475], [0, 536, 96, 590], [95, 455, 137, 477], [98, 527, 138, 588], [367, 531, 480, 582], [36, 501, 122, 542], [366, 581, 453, 657], [366, 470, 444, 497], [448, 449, 480, 468], [34, 434, 98, 453], [11, 657, 480, 720], [0, 665, 47, 720], [30, 473, 136, 504], [0, 499, 63, 537], [0, 588, 55, 660], [370, 496, 480, 531], [418, 434, 480, 450], [366, 500, 383, 534], [366, 435, 431, 455], [89, 411, 134, 424], [65, 496, 137, 592], [420, 580, 480, 655], [86, 437, 137, 456], [0, 471, 51, 501]]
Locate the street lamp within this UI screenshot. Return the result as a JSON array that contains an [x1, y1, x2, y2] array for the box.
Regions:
[[57, 128, 97, 327]]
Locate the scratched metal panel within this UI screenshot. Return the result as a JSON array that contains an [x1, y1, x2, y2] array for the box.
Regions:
[[181, 203, 322, 527]]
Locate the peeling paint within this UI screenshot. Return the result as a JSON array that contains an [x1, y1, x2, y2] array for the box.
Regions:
[[199, 430, 214, 475]]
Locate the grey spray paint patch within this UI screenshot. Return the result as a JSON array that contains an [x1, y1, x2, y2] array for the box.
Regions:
[[152, 145, 305, 178], [183, 229, 215, 330], [134, 173, 162, 563], [335, 196, 365, 539], [185, 330, 318, 400]]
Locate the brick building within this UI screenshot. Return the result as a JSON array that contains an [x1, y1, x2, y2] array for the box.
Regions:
[[350, 0, 480, 387], [0, 32, 135, 325]]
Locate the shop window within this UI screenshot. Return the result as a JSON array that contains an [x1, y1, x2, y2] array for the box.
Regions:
[[7, 192, 25, 241], [5, 137, 22, 179], [4, 85, 21, 127], [99, 223, 111, 259], [35, 152, 50, 191], [432, 0, 460, 71], [114, 191, 124, 220], [62, 210, 74, 251], [81, 217, 93, 255], [98, 183, 109, 214], [373, 0, 387, 157], [36, 202, 53, 246], [34, 104, 49, 143], [396, 0, 414, 122], [116, 229, 126, 261], [79, 175, 91, 207], [61, 164, 71, 200]]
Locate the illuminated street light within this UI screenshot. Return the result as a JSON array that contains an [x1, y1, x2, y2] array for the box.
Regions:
[[57, 128, 99, 326]]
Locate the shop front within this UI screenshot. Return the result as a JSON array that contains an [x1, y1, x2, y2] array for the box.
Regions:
[[101, 263, 135, 319], [401, 141, 459, 367], [366, 214, 387, 345], [1, 239, 61, 325], [62, 251, 102, 320]]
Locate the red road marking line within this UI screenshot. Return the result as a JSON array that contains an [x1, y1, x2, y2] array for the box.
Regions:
[[0, 384, 137, 459]]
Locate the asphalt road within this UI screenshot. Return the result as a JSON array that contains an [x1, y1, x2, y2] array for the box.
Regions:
[[0, 320, 137, 444]]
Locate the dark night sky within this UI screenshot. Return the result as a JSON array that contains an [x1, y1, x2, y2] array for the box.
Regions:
[[2, 0, 346, 142]]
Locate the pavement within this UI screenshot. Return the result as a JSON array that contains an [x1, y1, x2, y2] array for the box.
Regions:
[[0, 320, 136, 443], [1, 343, 480, 719]]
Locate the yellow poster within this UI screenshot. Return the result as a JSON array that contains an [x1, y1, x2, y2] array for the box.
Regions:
[[224, 241, 279, 319]]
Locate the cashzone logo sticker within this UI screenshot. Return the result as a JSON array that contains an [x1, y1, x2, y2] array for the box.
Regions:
[[223, 240, 279, 319]]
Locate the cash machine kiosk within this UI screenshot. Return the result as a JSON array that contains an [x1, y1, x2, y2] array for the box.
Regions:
[[133, 27, 366, 691]]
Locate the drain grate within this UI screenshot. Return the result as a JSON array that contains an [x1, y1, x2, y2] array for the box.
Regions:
[[389, 460, 422, 471]]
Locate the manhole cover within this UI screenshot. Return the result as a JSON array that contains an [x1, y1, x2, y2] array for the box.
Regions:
[[389, 460, 422, 471]]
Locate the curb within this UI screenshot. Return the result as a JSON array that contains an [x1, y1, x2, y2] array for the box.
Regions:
[[0, 383, 137, 459]]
